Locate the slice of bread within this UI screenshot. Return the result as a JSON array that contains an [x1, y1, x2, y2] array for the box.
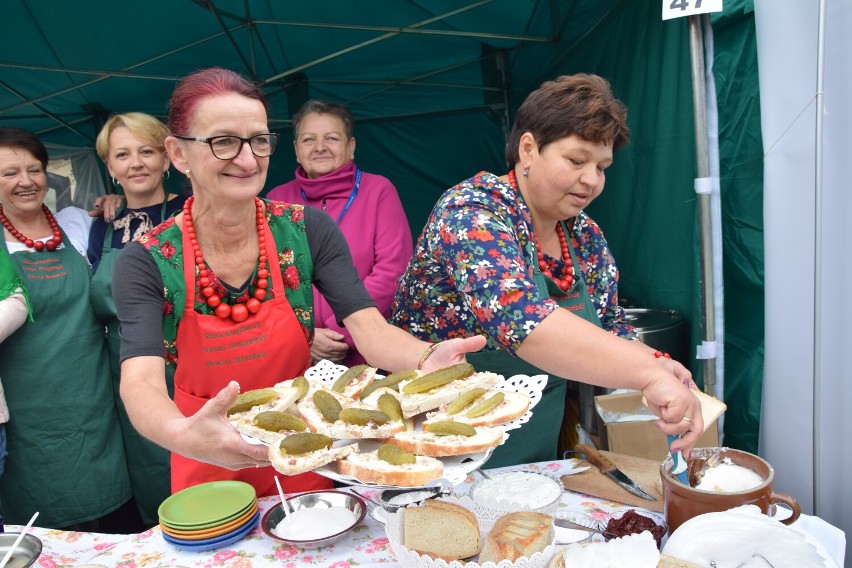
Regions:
[[404, 500, 480, 561], [423, 389, 531, 427], [336, 448, 443, 486], [479, 511, 554, 565], [233, 418, 303, 446], [337, 366, 379, 399], [297, 388, 406, 439], [268, 439, 358, 476], [227, 385, 303, 422], [362, 371, 502, 419], [642, 389, 727, 432], [392, 426, 504, 457]]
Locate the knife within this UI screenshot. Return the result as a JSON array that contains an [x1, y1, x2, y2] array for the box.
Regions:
[[575, 444, 656, 502]]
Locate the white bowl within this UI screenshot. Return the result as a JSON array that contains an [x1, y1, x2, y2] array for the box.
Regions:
[[470, 471, 562, 514]]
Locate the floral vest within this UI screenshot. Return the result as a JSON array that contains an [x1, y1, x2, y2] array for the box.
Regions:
[[138, 200, 314, 372]]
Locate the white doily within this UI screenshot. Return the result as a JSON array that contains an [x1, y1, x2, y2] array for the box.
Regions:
[[386, 494, 559, 568]]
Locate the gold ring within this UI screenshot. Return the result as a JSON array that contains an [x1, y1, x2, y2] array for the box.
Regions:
[[682, 416, 693, 424]]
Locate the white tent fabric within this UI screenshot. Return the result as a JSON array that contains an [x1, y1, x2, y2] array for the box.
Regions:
[[756, 0, 851, 560]]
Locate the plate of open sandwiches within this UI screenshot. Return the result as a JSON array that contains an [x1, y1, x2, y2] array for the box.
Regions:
[[228, 359, 547, 488]]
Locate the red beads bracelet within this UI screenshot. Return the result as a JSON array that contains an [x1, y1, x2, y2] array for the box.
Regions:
[[654, 350, 672, 359]]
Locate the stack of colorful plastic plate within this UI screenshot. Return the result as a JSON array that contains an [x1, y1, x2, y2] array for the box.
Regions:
[[158, 480, 259, 551]]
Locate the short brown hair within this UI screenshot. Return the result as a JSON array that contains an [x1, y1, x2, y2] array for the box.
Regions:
[[292, 100, 355, 140], [505, 74, 629, 165]]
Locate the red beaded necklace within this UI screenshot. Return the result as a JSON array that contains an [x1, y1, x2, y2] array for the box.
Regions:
[[182, 196, 270, 323], [508, 170, 575, 292], [0, 204, 63, 252]]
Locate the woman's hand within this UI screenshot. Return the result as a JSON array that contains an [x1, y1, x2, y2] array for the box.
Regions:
[[176, 382, 270, 470], [89, 194, 124, 222], [420, 335, 487, 373], [310, 327, 349, 364], [642, 376, 704, 454]]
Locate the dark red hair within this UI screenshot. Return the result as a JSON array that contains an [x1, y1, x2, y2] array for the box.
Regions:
[[167, 67, 267, 136]]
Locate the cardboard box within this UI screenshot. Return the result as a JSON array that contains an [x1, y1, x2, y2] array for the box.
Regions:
[[594, 391, 719, 461]]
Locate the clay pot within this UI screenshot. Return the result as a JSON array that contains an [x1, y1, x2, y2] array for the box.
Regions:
[[660, 447, 801, 533]]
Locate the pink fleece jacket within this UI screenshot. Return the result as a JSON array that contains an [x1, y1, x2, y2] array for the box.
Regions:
[[267, 161, 413, 366]]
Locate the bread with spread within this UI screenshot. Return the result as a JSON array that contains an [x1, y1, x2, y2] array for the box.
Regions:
[[297, 388, 406, 439], [336, 444, 444, 487], [392, 423, 504, 457], [403, 500, 480, 561], [422, 388, 530, 427], [479, 511, 554, 564], [268, 432, 358, 476]]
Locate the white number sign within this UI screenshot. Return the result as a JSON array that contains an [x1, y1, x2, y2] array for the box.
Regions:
[[663, 0, 723, 20]]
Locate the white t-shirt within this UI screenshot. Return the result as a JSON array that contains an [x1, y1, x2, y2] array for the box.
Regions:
[[4, 206, 92, 263]]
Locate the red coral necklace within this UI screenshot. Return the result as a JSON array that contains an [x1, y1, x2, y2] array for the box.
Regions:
[[508, 170, 575, 292], [182, 196, 269, 323], [0, 204, 63, 252]]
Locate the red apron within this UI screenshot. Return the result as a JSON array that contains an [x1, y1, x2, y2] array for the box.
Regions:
[[172, 212, 331, 496]]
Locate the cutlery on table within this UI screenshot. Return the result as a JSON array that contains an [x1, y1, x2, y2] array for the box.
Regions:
[[575, 444, 656, 502]]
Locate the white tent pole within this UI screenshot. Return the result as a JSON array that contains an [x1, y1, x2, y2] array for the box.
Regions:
[[811, 0, 826, 518], [687, 14, 717, 396]]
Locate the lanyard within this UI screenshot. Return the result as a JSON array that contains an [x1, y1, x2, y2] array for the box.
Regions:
[[301, 167, 361, 225]]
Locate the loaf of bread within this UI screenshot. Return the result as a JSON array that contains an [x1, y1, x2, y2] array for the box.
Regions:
[[403, 500, 480, 561], [478, 511, 554, 564]]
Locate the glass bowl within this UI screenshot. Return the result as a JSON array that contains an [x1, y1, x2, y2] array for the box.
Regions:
[[470, 470, 562, 515], [261, 490, 366, 549], [601, 509, 668, 549]]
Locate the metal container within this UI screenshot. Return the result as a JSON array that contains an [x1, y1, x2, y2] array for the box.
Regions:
[[624, 308, 688, 366], [578, 308, 688, 434], [0, 532, 42, 567]]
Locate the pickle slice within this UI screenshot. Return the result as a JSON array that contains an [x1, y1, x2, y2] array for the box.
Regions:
[[377, 393, 404, 422], [402, 363, 475, 394], [446, 388, 487, 415], [377, 443, 416, 465], [313, 390, 343, 423], [227, 388, 276, 416], [424, 420, 477, 437], [291, 376, 309, 400], [359, 369, 418, 399], [253, 410, 307, 432], [465, 391, 505, 418], [331, 364, 370, 393], [279, 432, 333, 455], [338, 408, 390, 426]]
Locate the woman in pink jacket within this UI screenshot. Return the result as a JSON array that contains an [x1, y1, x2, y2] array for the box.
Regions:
[[267, 100, 413, 367]]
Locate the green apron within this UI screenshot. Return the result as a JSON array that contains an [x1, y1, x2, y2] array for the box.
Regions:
[[467, 219, 601, 469], [90, 199, 172, 528], [0, 231, 131, 527]]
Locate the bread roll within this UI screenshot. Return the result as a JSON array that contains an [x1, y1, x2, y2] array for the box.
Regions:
[[479, 511, 554, 564], [403, 500, 480, 561]]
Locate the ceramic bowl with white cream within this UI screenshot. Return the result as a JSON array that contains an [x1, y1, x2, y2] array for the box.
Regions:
[[470, 470, 562, 514], [262, 489, 366, 549]]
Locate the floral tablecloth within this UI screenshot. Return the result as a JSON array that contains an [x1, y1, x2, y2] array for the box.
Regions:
[[9, 459, 846, 568]]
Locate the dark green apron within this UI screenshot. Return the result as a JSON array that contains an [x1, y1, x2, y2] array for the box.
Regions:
[[90, 199, 172, 528], [0, 230, 131, 527], [467, 220, 601, 469]]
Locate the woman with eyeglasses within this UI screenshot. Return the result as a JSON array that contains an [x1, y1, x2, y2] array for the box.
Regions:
[[87, 112, 188, 528], [112, 68, 485, 497]]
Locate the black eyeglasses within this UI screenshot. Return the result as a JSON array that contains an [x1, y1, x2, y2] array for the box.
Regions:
[[173, 133, 279, 160]]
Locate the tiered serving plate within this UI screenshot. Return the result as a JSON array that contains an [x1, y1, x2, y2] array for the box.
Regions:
[[158, 480, 260, 551]]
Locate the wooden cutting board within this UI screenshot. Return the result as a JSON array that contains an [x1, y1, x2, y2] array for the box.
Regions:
[[561, 450, 665, 512]]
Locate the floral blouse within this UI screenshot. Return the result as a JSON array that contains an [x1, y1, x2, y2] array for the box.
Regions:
[[390, 171, 635, 354]]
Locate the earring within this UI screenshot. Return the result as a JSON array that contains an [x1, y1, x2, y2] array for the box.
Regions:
[[112, 177, 120, 187], [522, 165, 529, 179], [164, 169, 171, 180], [185, 169, 190, 176]]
